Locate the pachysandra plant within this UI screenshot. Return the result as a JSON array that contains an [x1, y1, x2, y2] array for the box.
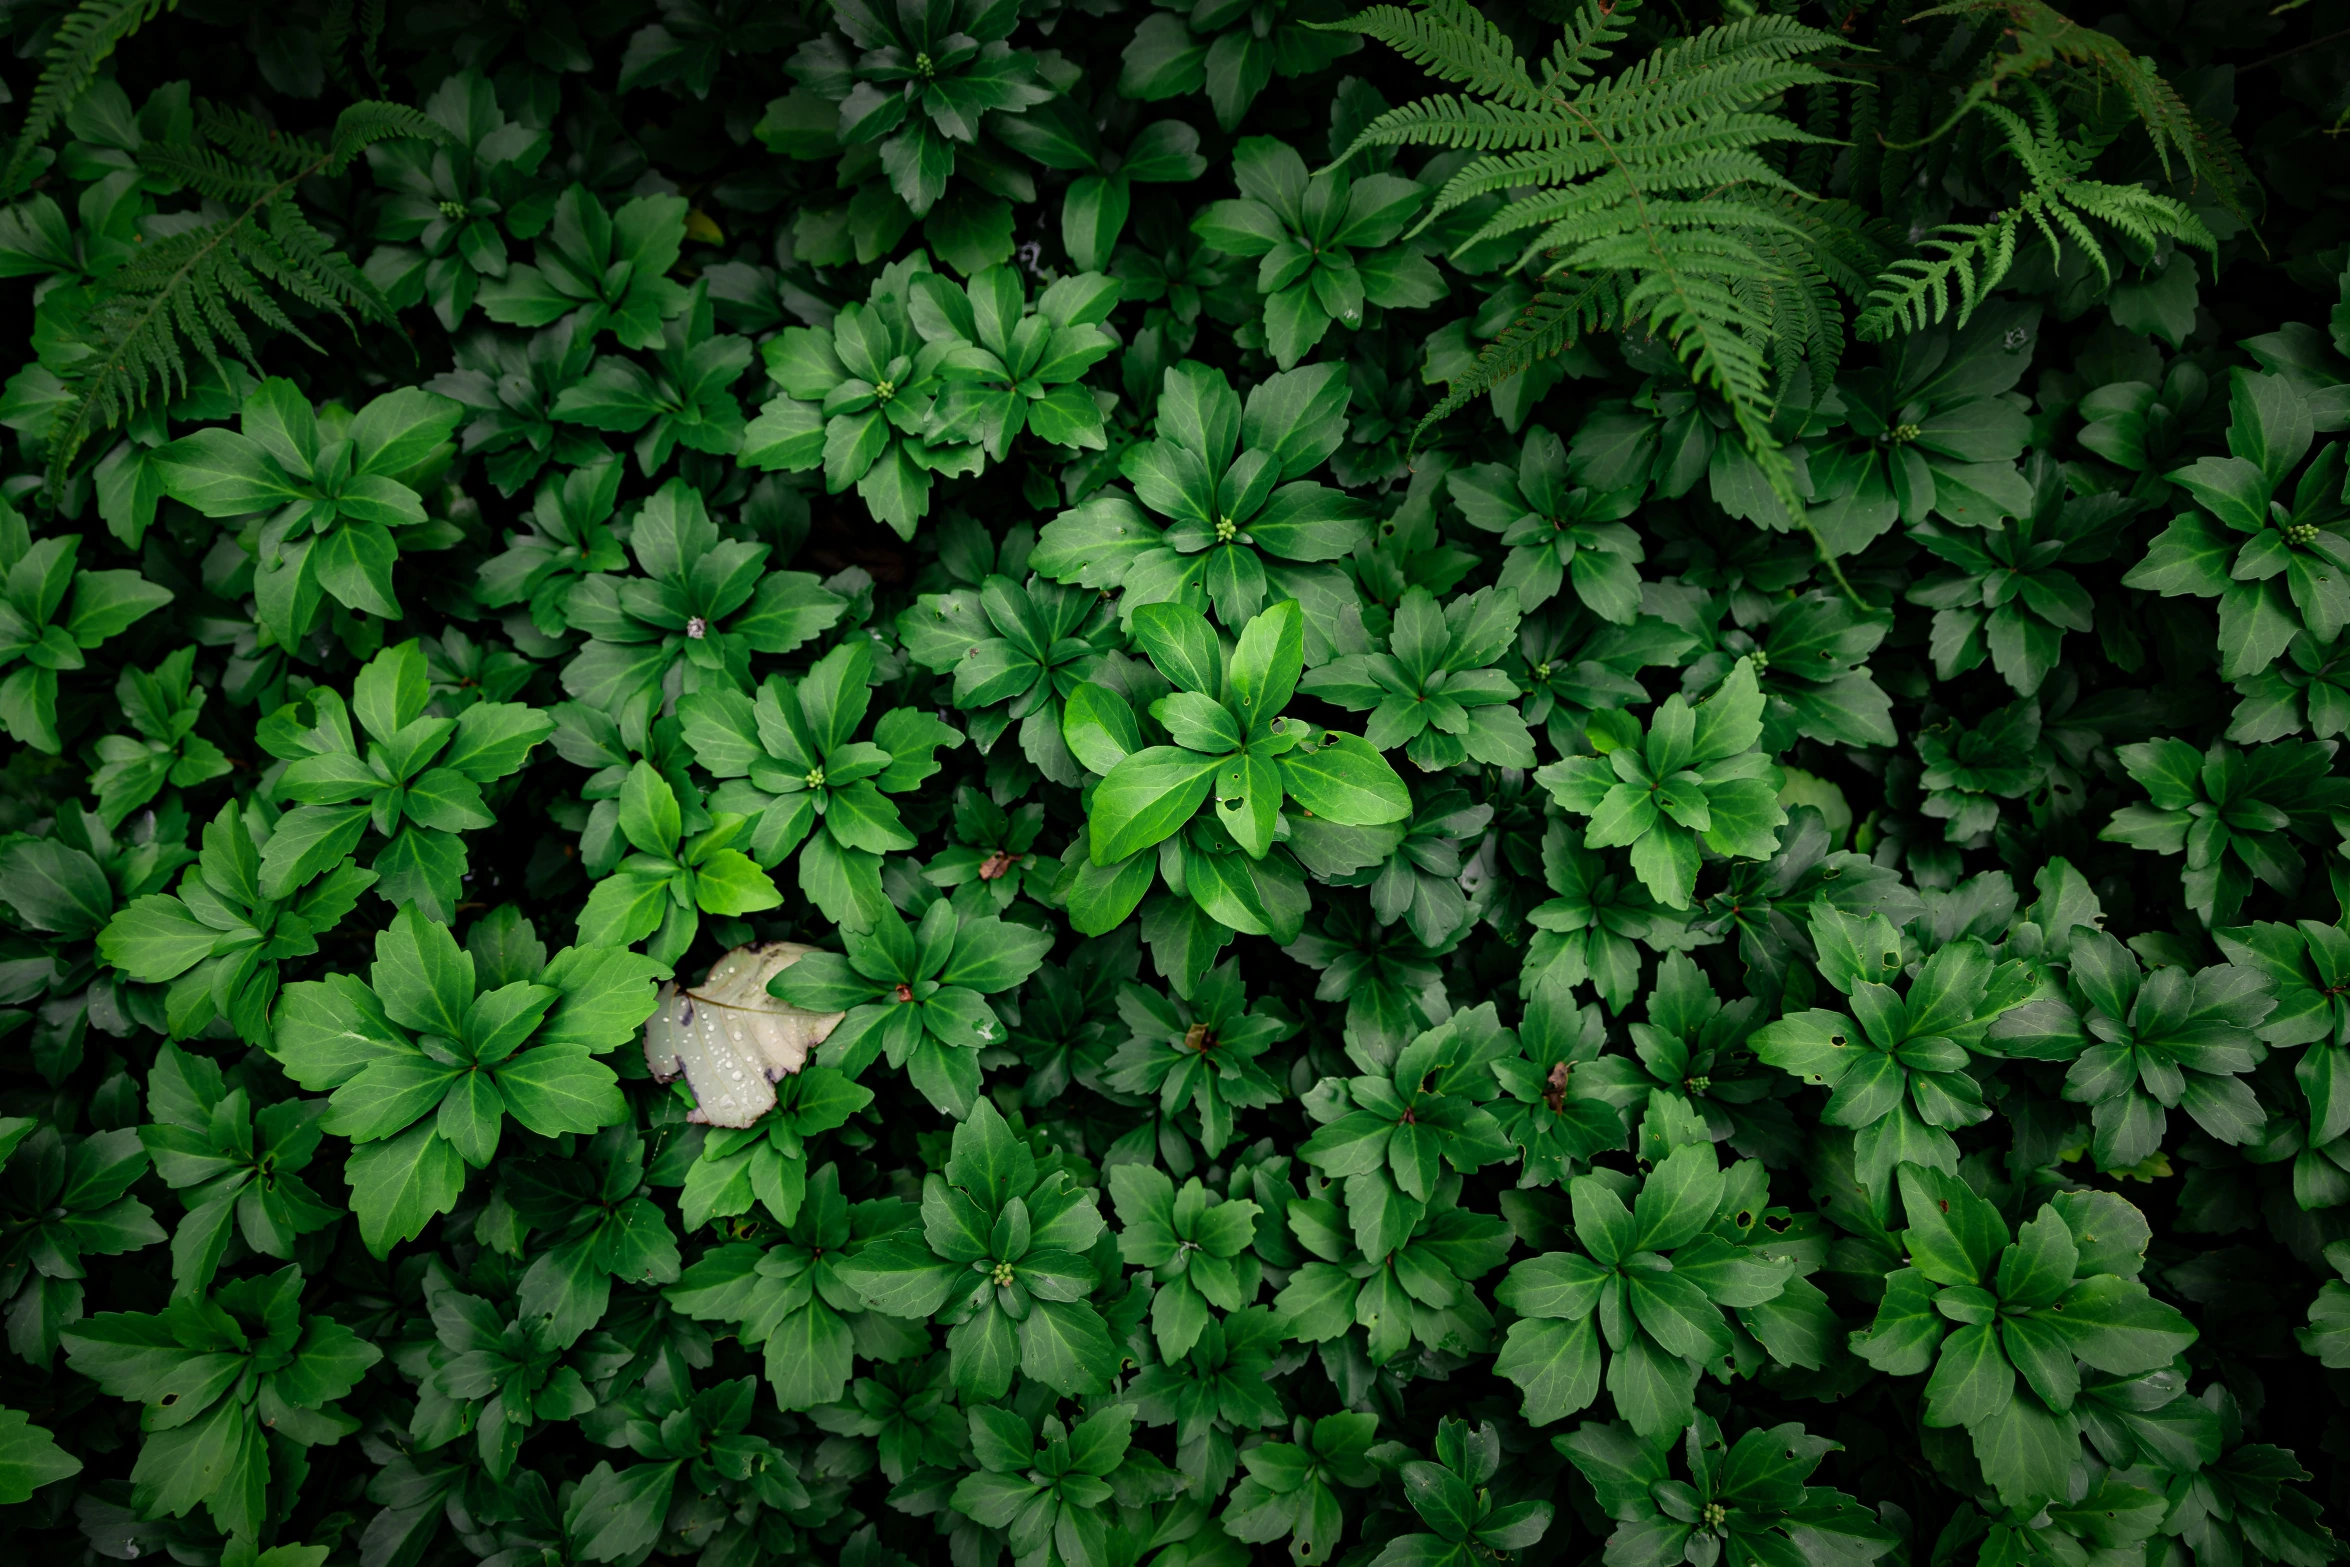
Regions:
[[0, 1118, 163, 1366], [138, 1040, 337, 1296], [898, 562, 1123, 786], [362, 69, 557, 331], [7, 0, 2350, 1559], [560, 477, 847, 718], [680, 637, 962, 931], [98, 802, 378, 1046], [768, 896, 1053, 1117], [1907, 454, 2121, 696], [1804, 306, 2040, 550], [1191, 136, 1442, 368], [1118, 0, 1360, 132], [1999, 930, 2275, 1173], [478, 184, 692, 349], [270, 905, 662, 1252], [1521, 819, 1686, 1013], [1851, 1165, 2195, 1508], [1103, 958, 1291, 1157], [1489, 1137, 1808, 1436], [1447, 424, 1644, 620], [740, 253, 987, 538], [549, 283, 753, 476], [87, 648, 231, 827], [474, 453, 629, 635], [669, 1160, 913, 1411], [255, 638, 554, 921], [573, 761, 786, 965], [0, 505, 171, 752], [910, 265, 1123, 458], [835, 1099, 1118, 1399], [1377, 1418, 1554, 1567], [1534, 658, 1786, 909], [2128, 369, 2350, 678], [772, 0, 1055, 226], [1750, 904, 2032, 1190], [61, 1265, 380, 1537], [993, 101, 1208, 272], [1033, 360, 1370, 629], [2100, 736, 2349, 925], [1557, 1414, 1895, 1567], [1063, 598, 1413, 943], [1301, 584, 1537, 771], [154, 379, 463, 646]]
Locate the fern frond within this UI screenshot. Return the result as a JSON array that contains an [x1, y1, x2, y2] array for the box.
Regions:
[[1536, 0, 1634, 90], [1746, 231, 1847, 386], [328, 101, 450, 173], [42, 98, 432, 487], [1420, 273, 1619, 428], [1325, 0, 1545, 107], [195, 106, 328, 174], [1902, 0, 2255, 219], [321, 0, 390, 96], [1857, 81, 2218, 341], [1853, 218, 2016, 338], [1753, 194, 1891, 301], [1357, 0, 1873, 570], [3, 0, 177, 196], [1344, 98, 1581, 159], [51, 222, 273, 477], [141, 141, 292, 205]]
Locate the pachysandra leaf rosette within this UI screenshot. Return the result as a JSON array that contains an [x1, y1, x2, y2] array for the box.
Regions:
[[3, 0, 2346, 1560]]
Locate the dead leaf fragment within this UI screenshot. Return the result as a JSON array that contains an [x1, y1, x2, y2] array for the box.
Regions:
[[643, 942, 845, 1128]]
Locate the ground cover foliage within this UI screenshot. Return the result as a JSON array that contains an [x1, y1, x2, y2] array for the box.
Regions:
[[0, 0, 2347, 1562]]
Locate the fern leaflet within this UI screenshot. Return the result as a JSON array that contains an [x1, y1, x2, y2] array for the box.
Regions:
[[3, 0, 178, 197], [45, 99, 448, 486]]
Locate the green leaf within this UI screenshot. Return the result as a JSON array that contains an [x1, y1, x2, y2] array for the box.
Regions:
[[372, 906, 475, 1040], [64, 569, 172, 646], [1018, 1296, 1118, 1395], [98, 894, 221, 982], [256, 804, 373, 900], [2043, 1274, 2195, 1373], [1630, 1142, 1722, 1252], [566, 1459, 682, 1563], [153, 428, 301, 517], [691, 849, 783, 916], [1898, 1163, 2008, 1286], [1968, 1392, 2077, 1510], [1493, 1312, 1602, 1425], [0, 839, 113, 937], [496, 1047, 624, 1136], [1089, 747, 1222, 863], [1063, 681, 1145, 775], [0, 1407, 81, 1502], [1923, 1319, 2014, 1428], [1279, 733, 1412, 826], [617, 761, 682, 856], [344, 1121, 468, 1257], [1132, 600, 1223, 694], [350, 386, 462, 477], [1229, 597, 1305, 729], [941, 918, 1055, 993], [835, 1233, 964, 1319]]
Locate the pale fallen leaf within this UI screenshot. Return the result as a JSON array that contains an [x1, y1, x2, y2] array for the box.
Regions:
[[642, 942, 845, 1128]]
